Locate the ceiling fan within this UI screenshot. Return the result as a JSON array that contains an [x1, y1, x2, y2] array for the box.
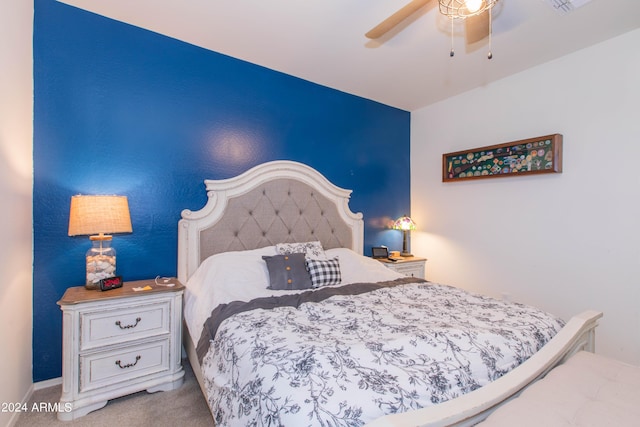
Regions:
[[365, 0, 497, 46]]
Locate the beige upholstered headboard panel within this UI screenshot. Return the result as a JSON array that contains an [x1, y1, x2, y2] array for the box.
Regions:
[[177, 161, 364, 283], [199, 178, 354, 260]]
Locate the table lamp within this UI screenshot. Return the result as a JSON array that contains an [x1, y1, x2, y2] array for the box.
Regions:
[[68, 195, 132, 289], [393, 215, 416, 257]]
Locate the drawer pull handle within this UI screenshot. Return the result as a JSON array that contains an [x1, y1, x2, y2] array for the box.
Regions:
[[115, 355, 141, 369], [115, 317, 141, 329]]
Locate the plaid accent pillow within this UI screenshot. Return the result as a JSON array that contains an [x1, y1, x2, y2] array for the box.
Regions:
[[306, 257, 341, 288]]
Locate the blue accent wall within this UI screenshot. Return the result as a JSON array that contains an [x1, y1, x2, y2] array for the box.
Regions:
[[33, 0, 410, 381]]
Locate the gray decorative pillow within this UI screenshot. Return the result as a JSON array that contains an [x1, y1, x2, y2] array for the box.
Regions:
[[276, 241, 327, 260], [262, 253, 313, 290], [306, 257, 341, 288]]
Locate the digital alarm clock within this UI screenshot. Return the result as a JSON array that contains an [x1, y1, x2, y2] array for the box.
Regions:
[[99, 276, 123, 291]]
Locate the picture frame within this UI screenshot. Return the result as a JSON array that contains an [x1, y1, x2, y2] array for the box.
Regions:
[[443, 134, 562, 182], [371, 246, 389, 259]]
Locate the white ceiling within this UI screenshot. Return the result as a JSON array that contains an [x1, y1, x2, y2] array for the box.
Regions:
[[58, 0, 640, 111]]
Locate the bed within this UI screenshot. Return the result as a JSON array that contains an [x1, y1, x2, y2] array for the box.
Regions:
[[177, 160, 602, 427]]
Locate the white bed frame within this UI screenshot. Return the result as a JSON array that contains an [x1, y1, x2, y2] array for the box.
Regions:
[[177, 160, 603, 427]]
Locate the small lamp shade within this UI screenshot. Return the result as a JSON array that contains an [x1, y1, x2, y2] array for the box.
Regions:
[[393, 216, 416, 257], [68, 195, 132, 237], [68, 195, 132, 289], [392, 216, 416, 232]]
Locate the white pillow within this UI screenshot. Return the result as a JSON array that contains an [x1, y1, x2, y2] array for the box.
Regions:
[[324, 247, 404, 284], [183, 245, 276, 342]]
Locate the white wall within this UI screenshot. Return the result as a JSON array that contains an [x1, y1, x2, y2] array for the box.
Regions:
[[411, 29, 640, 365], [0, 0, 34, 426]]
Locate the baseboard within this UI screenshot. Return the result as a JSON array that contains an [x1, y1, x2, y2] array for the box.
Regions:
[[4, 383, 32, 427], [33, 376, 62, 391], [5, 410, 20, 427], [3, 377, 62, 427]]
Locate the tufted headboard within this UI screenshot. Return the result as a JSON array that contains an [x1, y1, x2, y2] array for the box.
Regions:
[[177, 160, 364, 283]]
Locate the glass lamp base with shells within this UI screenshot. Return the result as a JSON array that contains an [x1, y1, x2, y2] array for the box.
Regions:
[[85, 236, 116, 290]]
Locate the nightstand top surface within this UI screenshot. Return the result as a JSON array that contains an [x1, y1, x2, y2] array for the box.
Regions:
[[375, 256, 426, 264], [58, 278, 185, 305]]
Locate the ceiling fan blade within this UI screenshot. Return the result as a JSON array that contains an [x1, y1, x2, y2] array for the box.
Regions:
[[465, 10, 490, 44], [365, 0, 433, 39]]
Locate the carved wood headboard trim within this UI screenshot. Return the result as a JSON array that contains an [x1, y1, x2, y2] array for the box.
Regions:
[[177, 160, 364, 283]]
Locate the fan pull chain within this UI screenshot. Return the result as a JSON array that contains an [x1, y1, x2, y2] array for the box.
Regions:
[[487, 9, 493, 59], [450, 17, 455, 57]]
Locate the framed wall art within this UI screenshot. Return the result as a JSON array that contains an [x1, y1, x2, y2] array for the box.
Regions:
[[443, 134, 562, 182]]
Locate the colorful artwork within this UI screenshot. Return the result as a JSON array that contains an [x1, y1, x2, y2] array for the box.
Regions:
[[443, 134, 562, 182]]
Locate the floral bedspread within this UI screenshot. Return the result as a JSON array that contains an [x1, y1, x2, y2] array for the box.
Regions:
[[199, 279, 564, 427]]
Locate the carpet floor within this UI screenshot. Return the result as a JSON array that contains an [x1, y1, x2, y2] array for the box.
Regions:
[[15, 359, 213, 427]]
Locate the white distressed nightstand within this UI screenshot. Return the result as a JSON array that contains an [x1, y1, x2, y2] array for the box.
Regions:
[[57, 278, 185, 421], [376, 256, 426, 279]]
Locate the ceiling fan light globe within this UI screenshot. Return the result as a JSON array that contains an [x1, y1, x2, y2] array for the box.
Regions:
[[465, 0, 483, 14], [439, 0, 498, 18]]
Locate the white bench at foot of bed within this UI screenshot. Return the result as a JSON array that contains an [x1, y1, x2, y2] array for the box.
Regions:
[[366, 310, 603, 427], [478, 350, 640, 426]]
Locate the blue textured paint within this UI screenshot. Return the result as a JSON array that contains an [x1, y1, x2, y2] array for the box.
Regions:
[[33, 0, 410, 381]]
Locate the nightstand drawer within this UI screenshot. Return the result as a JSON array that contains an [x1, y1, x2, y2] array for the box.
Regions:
[[79, 339, 170, 392], [377, 257, 426, 279], [391, 263, 423, 278], [80, 301, 171, 350]]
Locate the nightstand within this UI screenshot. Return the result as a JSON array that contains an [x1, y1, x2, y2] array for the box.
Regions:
[[57, 278, 185, 421], [376, 256, 426, 279]]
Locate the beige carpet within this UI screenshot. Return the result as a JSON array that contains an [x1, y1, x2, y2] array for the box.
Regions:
[[15, 359, 213, 427]]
